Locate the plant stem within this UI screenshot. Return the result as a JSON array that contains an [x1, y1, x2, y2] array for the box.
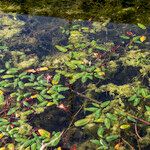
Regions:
[[126, 112, 150, 125], [71, 89, 101, 104]]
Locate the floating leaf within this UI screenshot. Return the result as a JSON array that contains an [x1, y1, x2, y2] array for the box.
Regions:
[[6, 68, 19, 74], [7, 143, 15, 150], [52, 74, 61, 85], [140, 36, 146, 42], [0, 69, 5, 74], [120, 124, 131, 129], [85, 107, 99, 112], [133, 98, 140, 106], [7, 108, 18, 115], [1, 75, 14, 79], [31, 143, 37, 150], [120, 35, 130, 40], [5, 62, 11, 69], [101, 101, 110, 108], [99, 139, 108, 147], [0, 133, 4, 139], [36, 67, 48, 72], [106, 135, 119, 142], [104, 118, 111, 129], [127, 116, 136, 122], [90, 139, 100, 145], [48, 132, 61, 147], [74, 118, 91, 127], [97, 127, 104, 137], [37, 95, 44, 102], [38, 129, 50, 138], [55, 45, 68, 52], [137, 23, 146, 29]]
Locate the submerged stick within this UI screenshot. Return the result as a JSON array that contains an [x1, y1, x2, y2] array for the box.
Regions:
[[71, 89, 101, 104]]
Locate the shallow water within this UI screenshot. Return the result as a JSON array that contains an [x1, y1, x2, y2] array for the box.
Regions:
[[0, 11, 150, 150], [1, 12, 150, 57]]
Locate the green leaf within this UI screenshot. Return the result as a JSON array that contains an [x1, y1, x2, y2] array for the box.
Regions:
[[97, 127, 104, 137], [7, 107, 18, 115], [128, 95, 137, 101], [96, 46, 107, 51], [133, 98, 140, 106], [137, 23, 146, 29], [48, 132, 61, 147], [37, 95, 44, 102], [5, 62, 11, 69], [74, 118, 91, 127], [55, 45, 68, 52], [1, 75, 15, 79], [6, 68, 19, 74], [92, 103, 100, 108], [90, 139, 100, 145], [94, 109, 101, 119], [120, 35, 130, 40], [127, 116, 136, 122], [52, 74, 61, 85], [0, 69, 5, 73], [24, 83, 35, 87], [104, 118, 111, 129], [65, 62, 77, 69], [145, 105, 150, 111], [0, 94, 4, 105], [99, 139, 108, 148], [31, 143, 37, 150], [106, 135, 119, 142], [106, 113, 117, 121], [132, 36, 140, 42], [22, 139, 35, 148], [85, 107, 99, 112], [101, 101, 110, 108], [18, 81, 24, 89]]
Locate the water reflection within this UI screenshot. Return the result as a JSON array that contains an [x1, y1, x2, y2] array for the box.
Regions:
[[1, 12, 149, 58]]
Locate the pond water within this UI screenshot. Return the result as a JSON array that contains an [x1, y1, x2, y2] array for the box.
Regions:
[[0, 8, 150, 150]]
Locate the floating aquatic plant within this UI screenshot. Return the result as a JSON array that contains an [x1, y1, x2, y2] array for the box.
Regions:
[[0, 17, 149, 150]]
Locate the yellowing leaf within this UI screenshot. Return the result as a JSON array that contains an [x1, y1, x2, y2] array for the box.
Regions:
[[26, 69, 36, 73], [0, 90, 3, 95], [57, 147, 62, 150], [140, 36, 146, 42], [38, 129, 50, 138], [31, 94, 38, 99], [0, 133, 4, 139], [120, 124, 131, 129], [7, 143, 15, 150], [52, 74, 60, 85], [37, 67, 48, 71], [47, 102, 55, 107], [114, 143, 122, 150]]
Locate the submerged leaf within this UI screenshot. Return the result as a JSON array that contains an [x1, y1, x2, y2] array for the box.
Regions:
[[55, 45, 68, 52]]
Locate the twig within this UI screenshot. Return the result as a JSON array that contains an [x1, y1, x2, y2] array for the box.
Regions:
[[126, 112, 150, 126], [134, 124, 142, 140], [71, 89, 101, 104], [64, 104, 84, 134], [122, 138, 135, 150]]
